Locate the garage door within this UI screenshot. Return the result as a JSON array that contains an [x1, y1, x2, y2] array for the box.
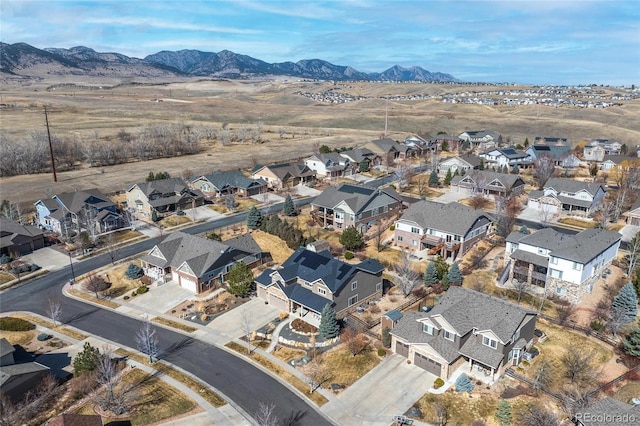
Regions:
[[395, 341, 409, 357], [179, 276, 198, 293], [414, 353, 442, 376], [268, 293, 288, 312]]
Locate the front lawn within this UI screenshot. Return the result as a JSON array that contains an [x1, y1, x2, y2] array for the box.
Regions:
[[104, 260, 145, 297], [0, 271, 15, 285], [158, 215, 192, 228], [320, 344, 380, 387], [558, 217, 596, 229]]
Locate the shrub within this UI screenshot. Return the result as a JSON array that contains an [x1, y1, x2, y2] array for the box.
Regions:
[[590, 320, 605, 331], [125, 263, 144, 280], [412, 286, 428, 298], [0, 254, 10, 264], [123, 295, 130, 300], [136, 285, 148, 295], [522, 360, 530, 367], [389, 224, 395, 231], [0, 317, 35, 331], [377, 348, 386, 356], [37, 333, 52, 341], [344, 251, 354, 260], [455, 373, 474, 393], [29, 263, 41, 272], [434, 378, 445, 389], [131, 291, 137, 297]]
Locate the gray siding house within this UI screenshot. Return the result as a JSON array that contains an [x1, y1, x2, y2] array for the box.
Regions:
[[391, 287, 537, 380], [255, 247, 384, 325]]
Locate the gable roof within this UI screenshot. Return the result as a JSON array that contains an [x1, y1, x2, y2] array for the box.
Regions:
[[129, 178, 193, 196], [0, 338, 15, 359], [312, 183, 402, 213], [339, 148, 375, 163], [365, 138, 409, 154], [451, 170, 525, 191], [544, 177, 605, 196], [52, 188, 114, 214], [254, 162, 315, 180], [198, 170, 265, 191], [509, 227, 621, 264], [398, 200, 493, 236], [527, 142, 572, 159], [0, 219, 44, 249]]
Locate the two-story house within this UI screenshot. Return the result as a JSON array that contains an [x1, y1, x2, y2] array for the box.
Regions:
[[624, 198, 640, 226], [584, 139, 622, 162], [394, 201, 494, 260], [250, 162, 316, 190], [526, 140, 580, 169], [450, 170, 526, 198], [457, 130, 502, 150], [255, 247, 384, 325], [478, 148, 534, 169], [310, 183, 404, 233], [190, 171, 267, 198], [339, 148, 378, 170], [305, 153, 354, 178], [140, 231, 262, 293], [34, 189, 124, 237], [505, 228, 621, 304], [390, 287, 537, 380], [362, 138, 413, 165], [527, 177, 606, 216], [126, 178, 204, 218]]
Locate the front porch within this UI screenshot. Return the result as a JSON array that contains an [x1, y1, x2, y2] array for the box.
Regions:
[[291, 303, 321, 327]]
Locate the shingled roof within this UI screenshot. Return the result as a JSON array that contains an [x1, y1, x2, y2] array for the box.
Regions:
[[52, 188, 114, 214], [200, 170, 265, 191], [312, 183, 402, 214], [451, 170, 525, 192], [0, 219, 44, 250], [398, 200, 493, 236], [544, 177, 605, 196]]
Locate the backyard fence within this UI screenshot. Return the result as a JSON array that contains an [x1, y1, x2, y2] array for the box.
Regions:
[[539, 314, 619, 347]]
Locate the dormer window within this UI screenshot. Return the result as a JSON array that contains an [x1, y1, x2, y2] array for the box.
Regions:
[[482, 336, 498, 349], [443, 330, 455, 342], [422, 324, 434, 335]]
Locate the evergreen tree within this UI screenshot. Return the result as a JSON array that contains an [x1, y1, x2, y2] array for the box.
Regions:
[[623, 326, 640, 357], [226, 261, 254, 297], [382, 326, 391, 348], [455, 373, 474, 393], [73, 342, 100, 376], [519, 225, 529, 234], [319, 144, 332, 154], [246, 206, 263, 229], [339, 226, 363, 250], [495, 400, 513, 426], [441, 140, 449, 152], [283, 195, 296, 216], [441, 274, 450, 290], [433, 255, 449, 280], [146, 171, 155, 182], [478, 159, 485, 170], [611, 282, 639, 324], [423, 262, 438, 287], [151, 210, 159, 222], [359, 159, 370, 173], [428, 170, 440, 187], [443, 169, 453, 185], [207, 232, 222, 241], [447, 262, 463, 285], [319, 304, 340, 339], [511, 165, 519, 174], [524, 137, 529, 147]]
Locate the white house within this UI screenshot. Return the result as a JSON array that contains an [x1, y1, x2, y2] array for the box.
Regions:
[[527, 177, 606, 216], [505, 228, 621, 304], [478, 148, 534, 169], [305, 153, 353, 178]]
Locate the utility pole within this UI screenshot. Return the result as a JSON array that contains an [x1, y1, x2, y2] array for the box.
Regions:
[[44, 106, 57, 182], [384, 96, 389, 137]]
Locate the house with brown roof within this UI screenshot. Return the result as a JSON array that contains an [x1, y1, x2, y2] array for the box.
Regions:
[[0, 218, 45, 257], [305, 153, 355, 178], [390, 287, 537, 380], [126, 178, 204, 218], [362, 138, 413, 165], [250, 162, 316, 190], [140, 231, 262, 293]]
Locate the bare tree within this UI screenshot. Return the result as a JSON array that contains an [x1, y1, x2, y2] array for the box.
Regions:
[[607, 306, 628, 337], [46, 297, 63, 327], [560, 386, 595, 418], [394, 250, 420, 297], [83, 271, 111, 298], [561, 349, 598, 386], [594, 197, 616, 229], [255, 402, 279, 426], [304, 356, 331, 393], [415, 175, 429, 198], [624, 231, 640, 276], [340, 326, 368, 357], [393, 160, 412, 189], [531, 359, 555, 395], [373, 220, 387, 252], [468, 193, 490, 210], [511, 279, 529, 304], [538, 203, 555, 224], [534, 155, 555, 189], [103, 232, 121, 265], [94, 346, 132, 415], [239, 307, 254, 354], [135, 316, 160, 363], [556, 299, 576, 325], [518, 403, 560, 426], [433, 394, 453, 426]]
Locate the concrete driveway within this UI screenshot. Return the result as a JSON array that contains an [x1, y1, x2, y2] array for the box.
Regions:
[[206, 297, 280, 339], [322, 354, 436, 425], [22, 247, 71, 272], [620, 224, 640, 242], [517, 206, 544, 223], [432, 190, 468, 204], [182, 205, 225, 222], [251, 193, 285, 204], [121, 281, 194, 315]]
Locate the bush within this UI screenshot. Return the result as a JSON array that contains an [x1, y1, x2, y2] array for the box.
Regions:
[[29, 264, 41, 272], [344, 251, 354, 260], [434, 378, 445, 389], [125, 263, 144, 280], [131, 291, 137, 297], [0, 254, 10, 264], [0, 317, 35, 331], [123, 295, 130, 300], [377, 348, 386, 357], [455, 373, 474, 393], [590, 320, 605, 331], [389, 224, 395, 231], [522, 360, 530, 367], [136, 285, 148, 295], [37, 333, 52, 341]]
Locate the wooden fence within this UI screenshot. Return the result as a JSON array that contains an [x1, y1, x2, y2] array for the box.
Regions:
[[539, 314, 619, 347]]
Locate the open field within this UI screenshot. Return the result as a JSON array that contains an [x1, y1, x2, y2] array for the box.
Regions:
[[1, 78, 640, 205]]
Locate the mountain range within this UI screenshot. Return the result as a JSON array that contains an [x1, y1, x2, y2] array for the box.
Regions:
[[0, 42, 458, 82]]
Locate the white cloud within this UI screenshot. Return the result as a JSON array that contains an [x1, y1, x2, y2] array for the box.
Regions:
[[84, 17, 262, 34]]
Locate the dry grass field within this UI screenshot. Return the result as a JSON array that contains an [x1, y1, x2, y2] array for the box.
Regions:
[[1, 78, 639, 205]]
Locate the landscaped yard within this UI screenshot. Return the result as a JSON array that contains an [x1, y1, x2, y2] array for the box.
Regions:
[[0, 271, 15, 285], [158, 214, 192, 228], [319, 344, 381, 387], [103, 260, 145, 298], [105, 229, 144, 244], [558, 217, 597, 229]]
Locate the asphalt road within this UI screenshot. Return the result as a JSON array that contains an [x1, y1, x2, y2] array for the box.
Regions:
[[0, 198, 333, 426]]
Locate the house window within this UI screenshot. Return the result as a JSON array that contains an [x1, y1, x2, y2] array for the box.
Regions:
[[482, 336, 498, 349], [429, 229, 435, 235], [318, 288, 326, 295], [556, 287, 567, 295], [412, 240, 418, 246], [550, 256, 558, 265], [411, 227, 420, 234], [422, 324, 434, 335], [454, 235, 461, 241], [443, 330, 455, 342], [572, 262, 582, 271], [376, 282, 382, 292], [351, 281, 357, 291], [549, 268, 563, 279], [397, 236, 403, 242], [348, 295, 358, 306]]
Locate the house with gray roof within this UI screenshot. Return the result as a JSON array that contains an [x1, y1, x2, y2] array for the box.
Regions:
[[311, 183, 404, 233], [255, 247, 384, 325], [458, 130, 502, 150], [438, 155, 481, 175], [478, 148, 534, 169], [190, 170, 267, 198], [127, 178, 204, 219], [339, 148, 378, 169], [0, 218, 45, 258], [527, 177, 606, 216], [450, 170, 526, 198], [390, 287, 537, 380], [526, 139, 579, 169], [624, 197, 640, 226], [505, 228, 621, 304], [573, 396, 639, 426], [362, 138, 413, 164], [394, 200, 494, 260], [34, 188, 124, 237], [305, 152, 355, 178], [140, 231, 262, 293], [250, 162, 315, 190], [0, 338, 50, 402]]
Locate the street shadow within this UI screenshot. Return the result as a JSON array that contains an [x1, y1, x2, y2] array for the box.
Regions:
[[64, 306, 102, 325], [160, 337, 194, 360], [281, 410, 307, 426]]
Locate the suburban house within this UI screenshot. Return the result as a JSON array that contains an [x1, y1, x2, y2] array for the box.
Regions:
[[394, 200, 494, 260], [450, 170, 526, 198], [478, 148, 534, 169], [457, 130, 502, 150], [339, 148, 377, 170], [504, 228, 621, 304], [390, 287, 537, 380], [250, 162, 316, 190], [0, 218, 45, 257], [599, 155, 640, 171], [527, 177, 606, 216], [624, 198, 640, 226], [0, 338, 50, 401], [438, 155, 482, 175], [305, 153, 354, 178], [310, 183, 404, 232], [362, 138, 413, 164], [573, 397, 639, 426], [34, 189, 124, 237], [526, 140, 580, 169], [534, 136, 568, 145], [190, 171, 267, 198], [584, 139, 622, 161], [255, 247, 384, 325], [126, 178, 205, 218], [140, 231, 262, 294]]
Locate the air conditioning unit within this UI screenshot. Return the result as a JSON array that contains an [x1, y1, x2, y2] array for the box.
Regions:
[[523, 352, 533, 362]]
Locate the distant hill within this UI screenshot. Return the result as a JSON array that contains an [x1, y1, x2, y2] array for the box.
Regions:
[[0, 42, 458, 82]]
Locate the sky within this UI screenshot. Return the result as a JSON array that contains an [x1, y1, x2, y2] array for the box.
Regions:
[[1, 0, 639, 85]]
